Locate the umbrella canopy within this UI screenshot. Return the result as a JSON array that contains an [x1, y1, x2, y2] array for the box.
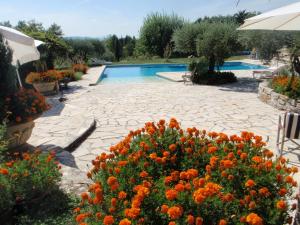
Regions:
[[0, 25, 40, 65], [34, 39, 44, 47], [239, 2, 300, 31]]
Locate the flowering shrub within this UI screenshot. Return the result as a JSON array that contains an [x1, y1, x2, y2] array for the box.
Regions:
[[271, 75, 300, 99], [58, 69, 76, 80], [0, 150, 62, 214], [25, 70, 60, 84], [1, 88, 49, 124], [76, 118, 298, 225], [73, 64, 89, 74]]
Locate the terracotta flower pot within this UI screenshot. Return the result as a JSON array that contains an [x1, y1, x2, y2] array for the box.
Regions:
[[33, 81, 58, 95], [6, 121, 35, 149]]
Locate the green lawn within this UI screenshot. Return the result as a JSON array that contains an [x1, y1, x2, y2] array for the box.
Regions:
[[113, 55, 249, 65]]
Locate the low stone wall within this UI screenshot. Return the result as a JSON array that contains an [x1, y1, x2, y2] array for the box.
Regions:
[[258, 81, 300, 112]]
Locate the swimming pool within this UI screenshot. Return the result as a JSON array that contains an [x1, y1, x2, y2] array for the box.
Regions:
[[99, 62, 267, 84]]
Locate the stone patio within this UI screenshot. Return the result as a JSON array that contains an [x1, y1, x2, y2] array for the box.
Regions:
[[27, 63, 300, 194]]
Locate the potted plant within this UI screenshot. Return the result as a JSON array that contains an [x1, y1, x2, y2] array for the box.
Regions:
[[57, 69, 75, 89], [25, 70, 60, 94], [2, 89, 49, 149]]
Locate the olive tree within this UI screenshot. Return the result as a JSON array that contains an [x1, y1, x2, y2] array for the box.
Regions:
[[139, 13, 184, 57], [196, 22, 239, 72], [172, 23, 207, 55], [240, 30, 288, 63]]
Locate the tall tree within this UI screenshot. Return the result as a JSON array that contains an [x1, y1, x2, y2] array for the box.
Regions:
[[196, 22, 239, 72], [234, 10, 259, 25], [106, 35, 121, 61], [139, 13, 184, 57], [47, 23, 63, 37]]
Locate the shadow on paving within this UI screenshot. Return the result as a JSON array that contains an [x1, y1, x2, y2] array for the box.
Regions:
[[218, 78, 260, 93], [41, 100, 65, 117], [41, 84, 86, 118], [17, 143, 79, 169]]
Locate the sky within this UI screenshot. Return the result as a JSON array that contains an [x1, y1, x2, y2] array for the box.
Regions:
[[0, 0, 299, 37]]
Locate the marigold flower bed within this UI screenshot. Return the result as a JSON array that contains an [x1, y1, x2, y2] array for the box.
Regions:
[[76, 118, 298, 225]]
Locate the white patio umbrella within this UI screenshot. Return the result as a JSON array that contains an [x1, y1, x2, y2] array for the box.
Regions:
[[239, 2, 300, 31], [34, 39, 44, 47], [0, 25, 41, 87]]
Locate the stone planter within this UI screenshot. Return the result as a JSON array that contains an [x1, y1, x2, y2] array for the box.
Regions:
[[33, 81, 58, 95], [6, 120, 35, 149], [258, 81, 300, 112]]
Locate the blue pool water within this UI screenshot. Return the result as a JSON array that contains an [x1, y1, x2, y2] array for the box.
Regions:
[[99, 62, 267, 84]]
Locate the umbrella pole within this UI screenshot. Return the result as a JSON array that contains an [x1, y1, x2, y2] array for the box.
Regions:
[[15, 66, 23, 88]]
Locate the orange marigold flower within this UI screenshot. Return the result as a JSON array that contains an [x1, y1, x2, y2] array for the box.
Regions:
[[81, 192, 89, 201], [175, 183, 185, 192], [111, 198, 117, 207], [0, 168, 9, 175], [249, 201, 256, 209], [96, 212, 102, 220], [245, 179, 256, 188], [195, 217, 203, 225], [187, 215, 195, 224], [165, 189, 178, 201], [161, 204, 169, 213], [276, 200, 287, 210], [168, 222, 176, 225], [118, 191, 127, 199], [118, 161, 128, 167], [252, 156, 263, 163], [219, 219, 227, 225], [76, 213, 88, 223], [169, 144, 177, 151], [73, 207, 81, 213], [221, 193, 234, 202], [208, 146, 218, 154], [258, 187, 270, 197], [222, 160, 234, 169], [107, 176, 118, 185], [119, 218, 131, 225], [125, 207, 141, 219], [187, 169, 199, 178], [140, 171, 149, 178], [246, 213, 263, 225], [165, 176, 173, 185], [240, 152, 247, 160], [103, 215, 115, 225], [285, 176, 294, 184], [167, 206, 183, 220], [149, 153, 157, 160], [279, 188, 287, 196]]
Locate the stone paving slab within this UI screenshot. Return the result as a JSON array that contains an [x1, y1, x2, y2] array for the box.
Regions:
[[26, 62, 300, 194]]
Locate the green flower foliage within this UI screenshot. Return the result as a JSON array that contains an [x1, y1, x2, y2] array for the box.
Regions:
[[0, 150, 62, 214]]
